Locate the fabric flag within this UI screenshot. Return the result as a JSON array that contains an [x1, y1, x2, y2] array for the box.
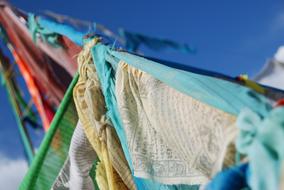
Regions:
[[119, 28, 196, 53], [20, 74, 98, 190]]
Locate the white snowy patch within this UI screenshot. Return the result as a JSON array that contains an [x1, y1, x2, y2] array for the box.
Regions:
[[274, 46, 284, 64]]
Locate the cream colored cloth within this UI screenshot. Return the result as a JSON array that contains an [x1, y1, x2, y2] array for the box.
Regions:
[[69, 122, 97, 190], [116, 61, 237, 185], [52, 122, 97, 190], [73, 40, 136, 190]]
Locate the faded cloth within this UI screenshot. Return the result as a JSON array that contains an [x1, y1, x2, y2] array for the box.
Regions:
[[73, 39, 136, 190], [90, 43, 272, 189], [0, 6, 72, 106], [110, 50, 271, 118], [91, 44, 199, 190], [115, 61, 237, 185], [52, 121, 97, 190]]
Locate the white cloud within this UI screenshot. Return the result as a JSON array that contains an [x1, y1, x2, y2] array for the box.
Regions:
[[0, 154, 28, 190]]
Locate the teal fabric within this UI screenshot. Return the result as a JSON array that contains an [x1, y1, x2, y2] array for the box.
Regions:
[[91, 43, 199, 190], [91, 43, 273, 189], [236, 107, 284, 190], [22, 14, 281, 188], [91, 44, 132, 166], [119, 29, 196, 53], [205, 163, 249, 190], [109, 50, 272, 116], [28, 14, 61, 48], [37, 16, 90, 46], [28, 16, 284, 99]]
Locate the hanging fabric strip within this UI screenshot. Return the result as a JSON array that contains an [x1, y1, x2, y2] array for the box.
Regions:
[[73, 39, 135, 190], [0, 6, 72, 107], [26, 14, 284, 99], [29, 15, 284, 101], [119, 28, 196, 53], [9, 45, 54, 131], [27, 14, 81, 76], [0, 49, 34, 164], [20, 74, 83, 190], [91, 42, 200, 190], [108, 47, 272, 116]]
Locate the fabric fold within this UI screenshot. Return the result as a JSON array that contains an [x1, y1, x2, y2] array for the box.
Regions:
[[115, 61, 237, 185], [236, 107, 284, 190], [73, 39, 136, 190]]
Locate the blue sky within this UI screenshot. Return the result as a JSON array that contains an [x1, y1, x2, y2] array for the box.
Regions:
[[0, 0, 284, 188]]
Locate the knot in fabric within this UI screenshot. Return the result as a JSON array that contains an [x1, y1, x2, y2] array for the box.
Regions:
[[236, 108, 262, 154], [28, 14, 61, 48]]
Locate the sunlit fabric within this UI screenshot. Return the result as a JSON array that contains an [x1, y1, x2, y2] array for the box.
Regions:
[[73, 39, 135, 190], [116, 61, 237, 185], [52, 122, 97, 190], [20, 75, 80, 190]]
